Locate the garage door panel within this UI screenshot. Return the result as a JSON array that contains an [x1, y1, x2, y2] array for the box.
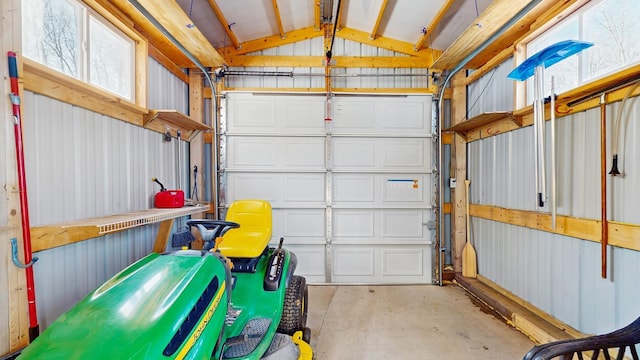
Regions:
[[379, 102, 429, 131], [333, 247, 376, 276], [333, 175, 375, 202], [227, 173, 325, 206], [227, 136, 324, 169], [333, 209, 430, 243], [230, 99, 276, 129], [333, 174, 432, 204], [227, 174, 279, 201], [381, 211, 425, 238], [332, 138, 430, 171], [273, 208, 326, 238], [383, 140, 429, 168], [279, 99, 326, 130], [285, 245, 326, 282], [333, 210, 375, 238], [382, 248, 427, 276], [333, 96, 431, 136], [332, 245, 430, 283], [228, 93, 325, 134]]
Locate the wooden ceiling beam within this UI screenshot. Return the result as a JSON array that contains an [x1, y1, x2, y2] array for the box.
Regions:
[[466, 0, 585, 69], [272, 0, 286, 39], [129, 0, 226, 67], [218, 26, 323, 56], [370, 0, 389, 40], [102, 0, 191, 67], [314, 0, 321, 30], [225, 55, 432, 68], [432, 0, 536, 70], [337, 27, 435, 58], [207, 0, 241, 49], [414, 0, 455, 51]]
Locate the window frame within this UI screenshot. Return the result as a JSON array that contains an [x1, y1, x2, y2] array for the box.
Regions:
[[515, 0, 640, 109], [21, 0, 148, 111]]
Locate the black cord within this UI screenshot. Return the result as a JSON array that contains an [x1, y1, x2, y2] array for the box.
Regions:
[[326, 0, 342, 60], [465, 67, 498, 120], [192, 165, 199, 201]]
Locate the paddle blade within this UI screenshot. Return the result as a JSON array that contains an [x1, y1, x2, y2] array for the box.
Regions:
[[462, 242, 477, 278]]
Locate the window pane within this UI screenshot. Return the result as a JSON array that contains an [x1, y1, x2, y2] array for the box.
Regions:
[[22, 0, 79, 77], [583, 0, 640, 81], [89, 16, 133, 100]]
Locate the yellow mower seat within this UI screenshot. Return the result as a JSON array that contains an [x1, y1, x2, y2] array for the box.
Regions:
[[219, 200, 272, 258]]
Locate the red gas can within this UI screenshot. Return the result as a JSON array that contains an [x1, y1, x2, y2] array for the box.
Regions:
[[155, 190, 185, 208]]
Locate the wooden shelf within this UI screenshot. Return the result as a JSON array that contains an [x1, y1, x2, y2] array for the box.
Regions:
[[31, 204, 210, 252], [143, 110, 211, 141], [445, 111, 522, 140]]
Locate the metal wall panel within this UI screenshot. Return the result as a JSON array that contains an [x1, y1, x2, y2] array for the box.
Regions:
[[468, 97, 640, 335], [21, 57, 189, 330], [467, 59, 514, 119], [148, 58, 188, 112]]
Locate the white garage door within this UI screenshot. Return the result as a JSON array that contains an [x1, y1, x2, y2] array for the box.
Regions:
[[222, 92, 434, 284]]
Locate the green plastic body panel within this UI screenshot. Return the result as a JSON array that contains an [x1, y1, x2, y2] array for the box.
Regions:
[[215, 248, 292, 359], [19, 250, 229, 360]]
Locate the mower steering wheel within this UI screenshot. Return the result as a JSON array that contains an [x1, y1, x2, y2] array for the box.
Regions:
[[186, 220, 239, 250]]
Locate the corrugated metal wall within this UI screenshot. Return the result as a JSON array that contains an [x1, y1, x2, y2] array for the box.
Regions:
[[224, 38, 429, 89], [468, 76, 640, 334], [23, 58, 190, 329], [467, 59, 514, 119]]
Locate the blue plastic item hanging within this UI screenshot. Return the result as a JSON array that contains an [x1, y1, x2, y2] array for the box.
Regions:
[[507, 40, 593, 81]]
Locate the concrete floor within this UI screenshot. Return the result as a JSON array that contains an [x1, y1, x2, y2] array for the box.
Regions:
[[306, 284, 535, 359]]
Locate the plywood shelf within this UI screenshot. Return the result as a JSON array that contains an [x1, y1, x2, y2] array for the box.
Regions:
[[31, 204, 210, 252], [445, 111, 522, 140], [143, 110, 211, 141]]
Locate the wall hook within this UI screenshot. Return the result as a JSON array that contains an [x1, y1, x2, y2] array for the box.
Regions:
[[10, 238, 38, 268]]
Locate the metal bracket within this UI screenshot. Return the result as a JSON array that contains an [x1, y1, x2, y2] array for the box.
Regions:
[[10, 238, 38, 269]]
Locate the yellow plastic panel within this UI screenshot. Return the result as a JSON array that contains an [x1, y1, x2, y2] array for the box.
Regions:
[[220, 200, 272, 258]]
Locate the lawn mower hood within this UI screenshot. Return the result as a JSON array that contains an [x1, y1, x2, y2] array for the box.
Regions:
[[19, 250, 230, 359]]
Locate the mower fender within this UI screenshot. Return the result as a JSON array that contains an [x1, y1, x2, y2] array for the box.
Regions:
[[284, 252, 298, 286]]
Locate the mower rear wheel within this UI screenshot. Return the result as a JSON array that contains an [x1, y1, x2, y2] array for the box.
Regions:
[[278, 275, 308, 335]]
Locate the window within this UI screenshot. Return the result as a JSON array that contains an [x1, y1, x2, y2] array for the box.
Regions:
[[525, 0, 640, 102], [22, 0, 135, 101]]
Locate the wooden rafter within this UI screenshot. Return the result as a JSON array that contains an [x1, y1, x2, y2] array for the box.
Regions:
[[272, 0, 286, 39], [337, 27, 434, 57], [414, 0, 455, 51], [105, 0, 191, 66], [218, 26, 322, 56], [127, 0, 226, 67], [336, 0, 344, 30], [225, 55, 433, 68], [314, 0, 321, 30], [467, 0, 586, 69], [207, 0, 241, 49], [432, 0, 537, 70], [371, 0, 389, 40]]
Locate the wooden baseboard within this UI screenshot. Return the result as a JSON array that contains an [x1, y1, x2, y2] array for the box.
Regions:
[[454, 273, 583, 344]]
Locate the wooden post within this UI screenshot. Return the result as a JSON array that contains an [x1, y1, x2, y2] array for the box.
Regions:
[[451, 71, 468, 273], [189, 70, 205, 249]]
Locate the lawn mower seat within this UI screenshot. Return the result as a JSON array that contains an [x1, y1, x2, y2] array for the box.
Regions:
[[219, 200, 272, 263]]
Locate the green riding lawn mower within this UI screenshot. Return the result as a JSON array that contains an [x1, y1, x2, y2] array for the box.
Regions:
[[18, 200, 313, 360]]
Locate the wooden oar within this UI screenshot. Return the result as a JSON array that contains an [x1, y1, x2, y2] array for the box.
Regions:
[[462, 179, 477, 278]]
